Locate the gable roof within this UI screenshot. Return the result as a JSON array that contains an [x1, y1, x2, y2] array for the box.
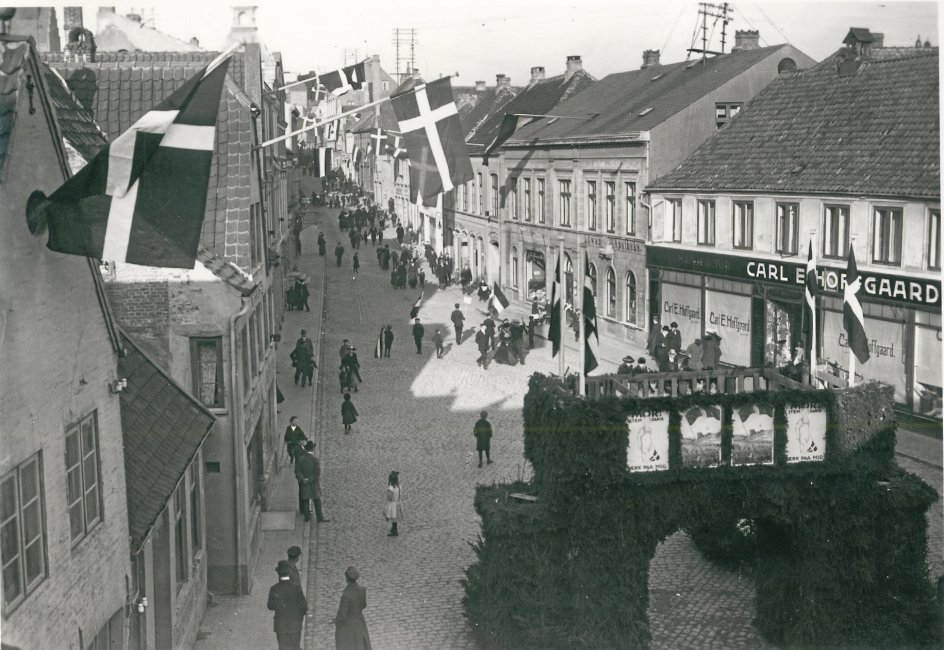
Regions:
[[458, 84, 520, 138], [466, 69, 596, 152], [647, 48, 940, 200], [118, 331, 215, 553], [508, 45, 795, 145]]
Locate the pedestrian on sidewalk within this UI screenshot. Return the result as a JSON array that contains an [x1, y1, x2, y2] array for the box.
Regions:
[[382, 325, 394, 357], [332, 566, 372, 650], [385, 471, 403, 537], [527, 315, 536, 348], [352, 252, 360, 275], [318, 232, 326, 256], [267, 560, 307, 650], [335, 242, 345, 267], [295, 441, 328, 522], [284, 417, 307, 464], [341, 392, 358, 434], [412, 318, 424, 354], [473, 411, 493, 467], [451, 303, 465, 344], [432, 328, 444, 359], [418, 268, 425, 288], [286, 546, 302, 587], [290, 339, 316, 387], [475, 325, 491, 369]]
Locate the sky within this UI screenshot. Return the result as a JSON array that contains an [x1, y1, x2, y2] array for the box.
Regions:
[[44, 1, 940, 83]]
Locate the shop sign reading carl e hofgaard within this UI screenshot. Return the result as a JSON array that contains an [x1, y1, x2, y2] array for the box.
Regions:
[[626, 410, 670, 472]]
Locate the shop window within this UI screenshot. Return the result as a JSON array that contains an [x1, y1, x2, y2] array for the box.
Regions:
[[511, 247, 519, 287], [822, 204, 850, 258], [586, 262, 597, 296], [537, 179, 546, 223], [775, 202, 799, 255], [625, 272, 637, 324], [190, 337, 224, 408], [697, 199, 716, 245], [928, 209, 940, 271], [1, 454, 46, 612], [625, 182, 636, 235], [606, 267, 616, 318], [605, 181, 616, 232], [872, 207, 902, 265], [715, 102, 742, 128], [732, 201, 753, 249], [666, 198, 682, 243], [66, 412, 102, 545], [524, 178, 532, 221], [586, 181, 597, 231], [509, 178, 519, 220], [559, 180, 572, 227]]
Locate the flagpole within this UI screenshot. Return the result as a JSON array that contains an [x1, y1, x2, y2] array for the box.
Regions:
[[578, 234, 586, 397], [204, 41, 244, 77], [514, 113, 587, 120], [276, 59, 371, 91], [558, 236, 566, 379], [809, 230, 818, 388], [848, 236, 857, 387], [257, 98, 386, 149]]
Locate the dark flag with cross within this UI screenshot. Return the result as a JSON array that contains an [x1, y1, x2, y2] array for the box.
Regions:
[[369, 127, 387, 157]]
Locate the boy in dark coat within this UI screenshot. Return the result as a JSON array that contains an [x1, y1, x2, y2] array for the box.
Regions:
[[411, 318, 424, 353], [382, 325, 394, 357]]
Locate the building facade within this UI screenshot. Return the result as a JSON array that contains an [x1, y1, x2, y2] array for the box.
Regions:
[[647, 33, 940, 419]]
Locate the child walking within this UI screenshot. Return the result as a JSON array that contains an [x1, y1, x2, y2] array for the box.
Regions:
[[385, 471, 402, 536], [341, 392, 358, 434]]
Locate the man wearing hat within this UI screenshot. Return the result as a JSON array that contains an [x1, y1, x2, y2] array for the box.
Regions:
[[509, 318, 527, 364], [286, 546, 302, 587], [617, 355, 635, 375], [411, 318, 425, 354], [267, 560, 308, 650], [633, 356, 650, 376], [666, 322, 682, 353], [473, 411, 494, 468], [295, 441, 329, 523], [450, 303, 465, 344]]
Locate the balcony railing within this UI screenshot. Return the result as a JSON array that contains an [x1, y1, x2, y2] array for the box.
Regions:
[[585, 367, 809, 400]]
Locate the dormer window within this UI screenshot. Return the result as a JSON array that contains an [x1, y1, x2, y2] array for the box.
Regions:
[[715, 102, 742, 129]]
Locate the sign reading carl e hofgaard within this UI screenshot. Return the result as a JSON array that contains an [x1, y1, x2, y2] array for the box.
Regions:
[[785, 405, 827, 463], [626, 410, 670, 472]]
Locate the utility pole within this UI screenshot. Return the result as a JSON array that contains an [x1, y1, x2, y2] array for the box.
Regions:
[[392, 28, 418, 82], [687, 2, 733, 59]]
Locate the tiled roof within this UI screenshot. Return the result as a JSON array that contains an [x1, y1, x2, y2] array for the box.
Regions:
[[0, 36, 31, 174], [459, 85, 520, 137], [118, 331, 215, 553], [509, 45, 793, 144], [43, 52, 258, 270], [466, 69, 596, 151], [41, 64, 108, 161], [648, 48, 940, 199]]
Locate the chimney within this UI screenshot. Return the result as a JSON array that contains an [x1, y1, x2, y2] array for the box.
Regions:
[[732, 30, 760, 52], [564, 55, 582, 81], [496, 74, 511, 89], [641, 49, 660, 69], [9, 7, 60, 53], [530, 66, 546, 84], [475, 80, 486, 92], [843, 27, 877, 57], [412, 67, 422, 80], [228, 6, 259, 45], [126, 13, 142, 23], [190, 37, 200, 48], [63, 6, 83, 31]]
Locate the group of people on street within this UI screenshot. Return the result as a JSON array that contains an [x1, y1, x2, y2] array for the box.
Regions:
[[290, 330, 317, 387]]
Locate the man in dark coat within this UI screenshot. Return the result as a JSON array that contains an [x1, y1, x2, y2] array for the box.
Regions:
[[411, 318, 424, 354], [382, 325, 394, 357], [431, 328, 444, 359], [666, 322, 682, 353], [475, 325, 491, 369], [396, 224, 405, 245], [335, 243, 345, 267], [646, 316, 663, 356], [284, 417, 306, 464], [318, 232, 326, 256], [295, 279, 310, 312], [483, 316, 496, 351], [295, 441, 328, 522], [527, 315, 536, 348], [267, 560, 308, 650], [473, 410, 493, 467], [450, 304, 465, 344], [460, 266, 473, 293], [334, 566, 372, 650], [286, 546, 302, 587], [509, 319, 527, 364]]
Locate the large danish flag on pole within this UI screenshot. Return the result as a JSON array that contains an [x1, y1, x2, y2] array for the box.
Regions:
[[390, 77, 472, 204]]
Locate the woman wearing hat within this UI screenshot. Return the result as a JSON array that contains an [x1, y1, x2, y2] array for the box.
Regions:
[[333, 566, 372, 650], [385, 471, 403, 537]]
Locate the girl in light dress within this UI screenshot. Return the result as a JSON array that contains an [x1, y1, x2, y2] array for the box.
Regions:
[[385, 471, 402, 537]]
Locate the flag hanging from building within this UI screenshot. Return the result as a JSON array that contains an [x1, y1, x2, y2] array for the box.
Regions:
[[41, 55, 232, 268], [370, 127, 387, 156], [319, 61, 366, 96], [804, 239, 817, 344], [325, 118, 339, 142], [842, 245, 871, 364], [491, 282, 509, 315], [391, 77, 473, 203], [549, 256, 562, 357], [311, 148, 332, 177], [409, 293, 423, 319], [482, 113, 537, 164], [385, 133, 407, 159], [583, 254, 599, 374]]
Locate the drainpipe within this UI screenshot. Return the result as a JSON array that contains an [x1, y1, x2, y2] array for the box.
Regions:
[[229, 297, 251, 594]]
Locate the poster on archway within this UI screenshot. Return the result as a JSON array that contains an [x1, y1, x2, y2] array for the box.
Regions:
[[731, 404, 775, 465], [679, 405, 722, 468], [626, 410, 669, 472], [785, 405, 827, 462]]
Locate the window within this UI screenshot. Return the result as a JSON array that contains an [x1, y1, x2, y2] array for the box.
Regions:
[[929, 209, 941, 270], [606, 267, 616, 318], [732, 201, 754, 249], [511, 247, 519, 287], [249, 204, 258, 268], [558, 180, 572, 226], [2, 454, 46, 611], [190, 337, 224, 408], [822, 204, 850, 258], [190, 461, 201, 552], [248, 314, 258, 377], [872, 207, 903, 265], [586, 181, 597, 231], [490, 174, 499, 217], [509, 178, 519, 220], [65, 412, 102, 544], [775, 203, 799, 255], [696, 200, 716, 245], [715, 102, 742, 128], [625, 272, 637, 324], [477, 173, 483, 215], [667, 198, 682, 243], [174, 482, 188, 583], [524, 178, 532, 221], [537, 179, 546, 223], [240, 327, 250, 395], [586, 262, 597, 296], [605, 182, 616, 232], [625, 182, 636, 235]]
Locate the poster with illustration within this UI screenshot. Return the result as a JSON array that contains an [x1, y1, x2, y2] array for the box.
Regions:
[[626, 410, 670, 472], [731, 404, 775, 465], [785, 405, 827, 463], [679, 405, 723, 468]]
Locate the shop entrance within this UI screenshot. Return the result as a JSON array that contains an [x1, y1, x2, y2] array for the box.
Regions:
[[764, 295, 803, 369]]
